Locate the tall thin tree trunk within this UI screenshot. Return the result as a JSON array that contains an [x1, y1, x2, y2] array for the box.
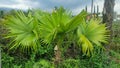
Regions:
[[103, 0, 115, 48], [97, 5, 99, 18], [94, 5, 95, 18], [85, 5, 87, 12], [91, 0, 93, 18]]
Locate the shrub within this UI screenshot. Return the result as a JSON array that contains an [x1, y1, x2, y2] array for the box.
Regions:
[[33, 59, 54, 68], [1, 52, 14, 68], [58, 58, 87, 68]]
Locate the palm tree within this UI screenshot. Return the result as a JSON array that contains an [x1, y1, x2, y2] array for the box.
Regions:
[[35, 7, 108, 60], [35, 7, 87, 64], [5, 7, 108, 65]]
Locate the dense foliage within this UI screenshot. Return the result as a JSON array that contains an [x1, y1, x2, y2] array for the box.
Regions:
[[0, 7, 120, 68]]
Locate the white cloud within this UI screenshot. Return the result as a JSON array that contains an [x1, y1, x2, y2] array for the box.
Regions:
[[114, 0, 120, 14], [0, 0, 30, 10], [0, 4, 31, 10], [72, 6, 84, 15], [94, 0, 104, 12], [50, 0, 77, 4], [0, 0, 40, 10]]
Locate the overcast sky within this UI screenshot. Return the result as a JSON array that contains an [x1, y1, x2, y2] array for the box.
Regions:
[[0, 0, 120, 15]]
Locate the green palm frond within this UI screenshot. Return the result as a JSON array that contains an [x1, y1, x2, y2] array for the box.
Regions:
[[37, 7, 72, 43], [66, 10, 87, 32], [77, 19, 109, 56], [36, 7, 87, 43], [5, 11, 39, 51]]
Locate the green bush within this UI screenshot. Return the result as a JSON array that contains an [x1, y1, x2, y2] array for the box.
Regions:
[[109, 61, 120, 68], [13, 65, 22, 68], [24, 60, 34, 68], [33, 59, 54, 68], [58, 59, 86, 68], [112, 21, 120, 53], [88, 48, 109, 68], [0, 19, 8, 44], [1, 52, 14, 68], [36, 44, 54, 59]]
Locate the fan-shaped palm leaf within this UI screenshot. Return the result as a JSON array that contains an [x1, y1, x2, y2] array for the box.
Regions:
[[77, 19, 109, 56], [5, 11, 39, 51], [35, 7, 87, 43]]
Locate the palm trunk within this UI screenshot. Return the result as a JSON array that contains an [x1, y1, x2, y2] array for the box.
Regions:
[[54, 39, 62, 67], [54, 45, 61, 64]]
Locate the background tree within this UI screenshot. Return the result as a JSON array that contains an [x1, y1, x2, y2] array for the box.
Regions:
[[0, 10, 4, 18], [103, 0, 115, 46], [91, 0, 93, 18], [97, 5, 99, 18], [85, 5, 87, 12]]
